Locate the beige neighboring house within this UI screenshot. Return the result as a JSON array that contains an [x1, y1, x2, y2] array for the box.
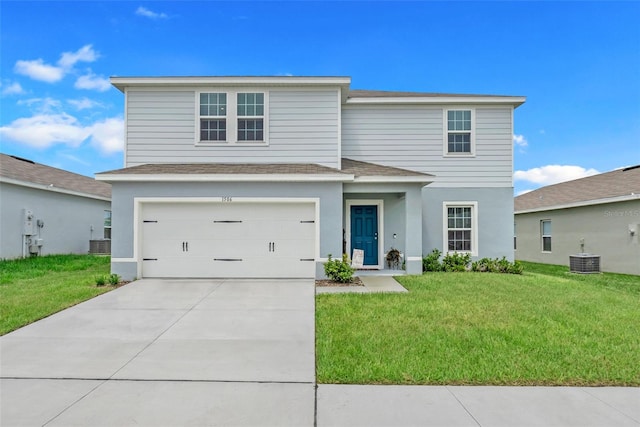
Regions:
[[0, 153, 112, 259], [514, 165, 640, 275]]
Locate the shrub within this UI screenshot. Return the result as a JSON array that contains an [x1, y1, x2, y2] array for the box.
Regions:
[[471, 257, 524, 275], [422, 249, 442, 272], [324, 253, 355, 283], [108, 273, 120, 285], [95, 275, 107, 286], [441, 252, 471, 272]]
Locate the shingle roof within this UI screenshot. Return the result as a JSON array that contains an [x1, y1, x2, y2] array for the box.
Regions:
[[515, 165, 640, 212], [348, 89, 521, 98], [0, 154, 111, 199], [99, 162, 348, 176], [341, 158, 433, 178], [98, 158, 433, 181]]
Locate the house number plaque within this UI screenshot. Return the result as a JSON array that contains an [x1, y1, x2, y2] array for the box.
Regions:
[[221, 196, 233, 202]]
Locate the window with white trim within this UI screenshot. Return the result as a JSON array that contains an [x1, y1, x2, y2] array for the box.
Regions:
[[200, 93, 227, 141], [541, 220, 552, 252], [237, 93, 264, 141], [443, 202, 478, 255], [197, 90, 267, 144], [445, 109, 473, 154], [104, 210, 112, 239]]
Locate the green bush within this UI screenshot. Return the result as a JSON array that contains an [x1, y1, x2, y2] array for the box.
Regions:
[[441, 252, 471, 272], [471, 257, 524, 275], [108, 273, 120, 285], [95, 275, 107, 286], [324, 253, 355, 283], [422, 249, 442, 272]]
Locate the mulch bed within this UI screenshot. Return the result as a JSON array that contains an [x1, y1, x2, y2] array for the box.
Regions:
[[315, 277, 365, 287]]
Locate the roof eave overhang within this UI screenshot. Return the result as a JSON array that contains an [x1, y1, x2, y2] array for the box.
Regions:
[[110, 76, 352, 100], [352, 176, 434, 185], [0, 176, 111, 202], [346, 96, 526, 107], [515, 193, 640, 214], [96, 173, 354, 183]]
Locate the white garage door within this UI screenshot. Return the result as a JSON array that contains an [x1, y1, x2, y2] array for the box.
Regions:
[[140, 201, 316, 278]]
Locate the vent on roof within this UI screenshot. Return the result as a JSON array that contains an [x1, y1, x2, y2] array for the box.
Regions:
[[622, 164, 640, 172], [9, 155, 35, 164], [569, 254, 601, 274]]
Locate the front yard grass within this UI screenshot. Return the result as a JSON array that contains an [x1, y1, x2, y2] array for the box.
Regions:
[[316, 261, 640, 385], [0, 254, 113, 335]]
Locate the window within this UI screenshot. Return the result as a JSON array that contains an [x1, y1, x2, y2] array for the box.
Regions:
[[443, 202, 478, 255], [104, 210, 112, 239], [197, 91, 267, 144], [200, 93, 227, 141], [445, 109, 474, 154], [237, 93, 264, 141], [541, 220, 552, 252]]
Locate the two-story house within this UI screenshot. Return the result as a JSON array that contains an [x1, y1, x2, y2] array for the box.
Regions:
[[97, 76, 525, 280]]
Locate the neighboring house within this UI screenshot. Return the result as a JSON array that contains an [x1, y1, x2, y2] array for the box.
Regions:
[[514, 166, 640, 275], [97, 76, 525, 280], [0, 153, 112, 259]]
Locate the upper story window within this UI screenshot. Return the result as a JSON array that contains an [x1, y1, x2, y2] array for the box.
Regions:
[[237, 93, 264, 141], [445, 109, 475, 155], [200, 93, 227, 142], [197, 90, 267, 145]]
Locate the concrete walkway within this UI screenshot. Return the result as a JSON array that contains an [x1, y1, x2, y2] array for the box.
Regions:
[[316, 275, 408, 294]]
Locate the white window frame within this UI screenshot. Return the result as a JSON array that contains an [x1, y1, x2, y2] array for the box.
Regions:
[[104, 210, 112, 240], [442, 201, 478, 256], [541, 220, 552, 253], [443, 108, 475, 157], [198, 92, 227, 142], [196, 89, 269, 146]]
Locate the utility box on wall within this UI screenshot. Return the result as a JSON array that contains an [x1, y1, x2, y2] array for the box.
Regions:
[[22, 209, 35, 235]]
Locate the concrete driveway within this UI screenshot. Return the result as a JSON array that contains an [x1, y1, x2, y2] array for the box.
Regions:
[[0, 279, 316, 426]]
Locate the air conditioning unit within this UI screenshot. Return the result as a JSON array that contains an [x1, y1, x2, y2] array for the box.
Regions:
[[89, 239, 111, 254], [570, 254, 601, 274]]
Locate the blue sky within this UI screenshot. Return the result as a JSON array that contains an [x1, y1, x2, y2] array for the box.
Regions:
[[1, 1, 639, 195]]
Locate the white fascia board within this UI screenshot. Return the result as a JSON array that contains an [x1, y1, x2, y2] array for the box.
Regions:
[[0, 177, 111, 202], [346, 96, 526, 107], [96, 173, 354, 183], [515, 193, 640, 214], [353, 176, 434, 184], [111, 76, 352, 93]]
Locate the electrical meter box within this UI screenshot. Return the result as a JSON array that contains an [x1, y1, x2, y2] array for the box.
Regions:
[[22, 209, 35, 235]]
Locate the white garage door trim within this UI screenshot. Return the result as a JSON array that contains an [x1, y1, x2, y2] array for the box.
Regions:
[[132, 197, 320, 279]]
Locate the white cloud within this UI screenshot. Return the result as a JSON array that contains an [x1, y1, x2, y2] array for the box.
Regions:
[[513, 134, 528, 148], [58, 45, 99, 69], [514, 165, 600, 186], [0, 114, 89, 148], [2, 82, 26, 95], [14, 59, 65, 83], [18, 97, 63, 113], [135, 6, 168, 19], [67, 97, 103, 110], [0, 113, 123, 153], [89, 117, 124, 154], [13, 45, 100, 84], [75, 72, 111, 92], [516, 189, 534, 196]]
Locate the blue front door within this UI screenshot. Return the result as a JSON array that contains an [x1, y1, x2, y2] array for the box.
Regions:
[[350, 205, 378, 266]]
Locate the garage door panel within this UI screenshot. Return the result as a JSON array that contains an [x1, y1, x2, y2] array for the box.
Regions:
[[140, 201, 317, 278]]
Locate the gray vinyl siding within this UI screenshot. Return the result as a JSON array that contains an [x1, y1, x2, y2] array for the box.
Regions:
[[125, 89, 340, 168], [341, 105, 514, 187]]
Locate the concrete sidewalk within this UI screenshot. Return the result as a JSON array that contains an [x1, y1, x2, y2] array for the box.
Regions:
[[317, 384, 640, 426], [316, 275, 408, 294]]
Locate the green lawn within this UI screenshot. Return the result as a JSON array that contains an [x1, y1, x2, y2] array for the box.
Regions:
[[0, 255, 113, 335], [316, 262, 640, 386]]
